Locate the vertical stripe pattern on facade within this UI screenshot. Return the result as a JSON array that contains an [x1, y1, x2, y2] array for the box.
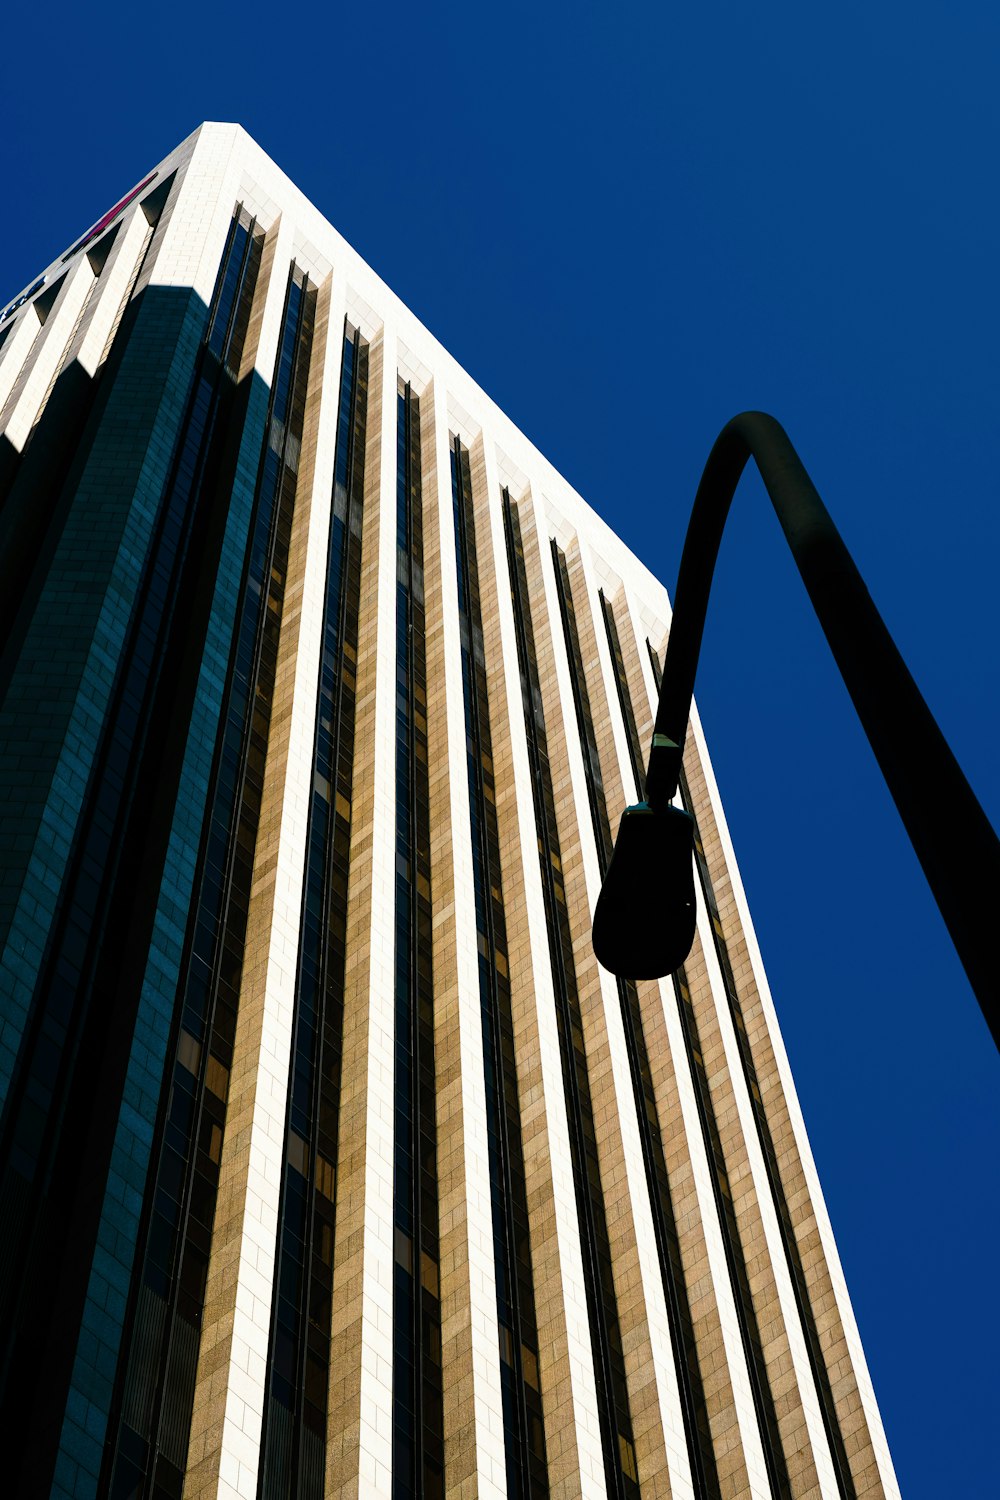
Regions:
[[586, 618, 800, 1499], [0, 124, 900, 1500], [104, 260, 315, 1499], [549, 553, 722, 1500], [393, 383, 445, 1500], [647, 641, 864, 1500], [452, 440, 548, 1499], [0, 203, 269, 1496], [0, 281, 207, 1116], [258, 320, 368, 1498], [54, 210, 280, 1500], [465, 440, 604, 1500], [502, 492, 640, 1500]]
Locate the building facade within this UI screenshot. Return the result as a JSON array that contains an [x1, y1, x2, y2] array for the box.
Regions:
[[0, 125, 899, 1500]]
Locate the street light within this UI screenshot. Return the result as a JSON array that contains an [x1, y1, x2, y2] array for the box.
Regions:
[[591, 412, 1000, 1050]]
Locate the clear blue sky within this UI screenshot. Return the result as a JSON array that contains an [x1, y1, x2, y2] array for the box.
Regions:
[[3, 3, 997, 1493]]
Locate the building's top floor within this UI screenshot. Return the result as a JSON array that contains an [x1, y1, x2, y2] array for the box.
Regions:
[[1, 121, 674, 648]]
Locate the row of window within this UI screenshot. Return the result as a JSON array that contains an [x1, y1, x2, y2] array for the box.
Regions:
[[0, 201, 269, 1497], [647, 642, 857, 1500], [538, 537, 855, 1500], [552, 555, 723, 1499], [452, 439, 548, 1498], [644, 641, 796, 1499], [503, 494, 640, 1500], [106, 243, 316, 1500], [257, 322, 370, 1498], [56, 258, 855, 1500]]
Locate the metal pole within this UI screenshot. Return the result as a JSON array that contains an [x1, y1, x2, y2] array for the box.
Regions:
[[595, 411, 1000, 1048]]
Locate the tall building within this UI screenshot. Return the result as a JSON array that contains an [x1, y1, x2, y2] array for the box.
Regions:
[[0, 125, 899, 1500]]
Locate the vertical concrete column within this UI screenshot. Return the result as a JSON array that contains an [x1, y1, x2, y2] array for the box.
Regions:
[[691, 703, 898, 1496], [0, 258, 94, 444], [687, 875, 834, 1495], [145, 123, 243, 305], [473, 441, 604, 1500], [326, 316, 398, 1499], [565, 539, 700, 1499], [422, 385, 507, 1498], [50, 213, 294, 1500], [683, 696, 896, 1498], [639, 601, 841, 1493], [184, 240, 338, 1500], [513, 508, 672, 1495], [72, 208, 155, 376], [608, 595, 752, 1496], [0, 302, 45, 413], [626, 607, 788, 1499]]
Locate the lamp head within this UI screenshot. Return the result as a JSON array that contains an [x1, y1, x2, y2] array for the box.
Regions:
[[592, 801, 697, 979]]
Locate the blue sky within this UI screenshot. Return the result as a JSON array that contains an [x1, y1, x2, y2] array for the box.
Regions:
[[3, 3, 997, 1492]]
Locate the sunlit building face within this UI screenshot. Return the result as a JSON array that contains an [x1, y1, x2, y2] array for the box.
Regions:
[[0, 124, 900, 1500]]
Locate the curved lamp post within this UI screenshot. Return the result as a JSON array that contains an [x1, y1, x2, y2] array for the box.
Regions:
[[592, 412, 1000, 1051]]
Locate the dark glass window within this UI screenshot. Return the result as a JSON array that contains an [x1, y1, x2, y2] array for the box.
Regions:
[[501, 494, 638, 1500], [257, 321, 369, 1498], [103, 253, 317, 1499], [546, 559, 724, 1499], [392, 383, 443, 1500], [0, 204, 268, 1493], [452, 439, 548, 1498]]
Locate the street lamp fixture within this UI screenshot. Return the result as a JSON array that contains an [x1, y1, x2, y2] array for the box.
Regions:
[[591, 412, 1000, 1050]]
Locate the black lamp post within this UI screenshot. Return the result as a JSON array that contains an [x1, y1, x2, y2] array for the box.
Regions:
[[592, 412, 1000, 1051]]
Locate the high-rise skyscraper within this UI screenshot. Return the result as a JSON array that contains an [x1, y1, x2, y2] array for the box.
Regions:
[[0, 124, 899, 1500]]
